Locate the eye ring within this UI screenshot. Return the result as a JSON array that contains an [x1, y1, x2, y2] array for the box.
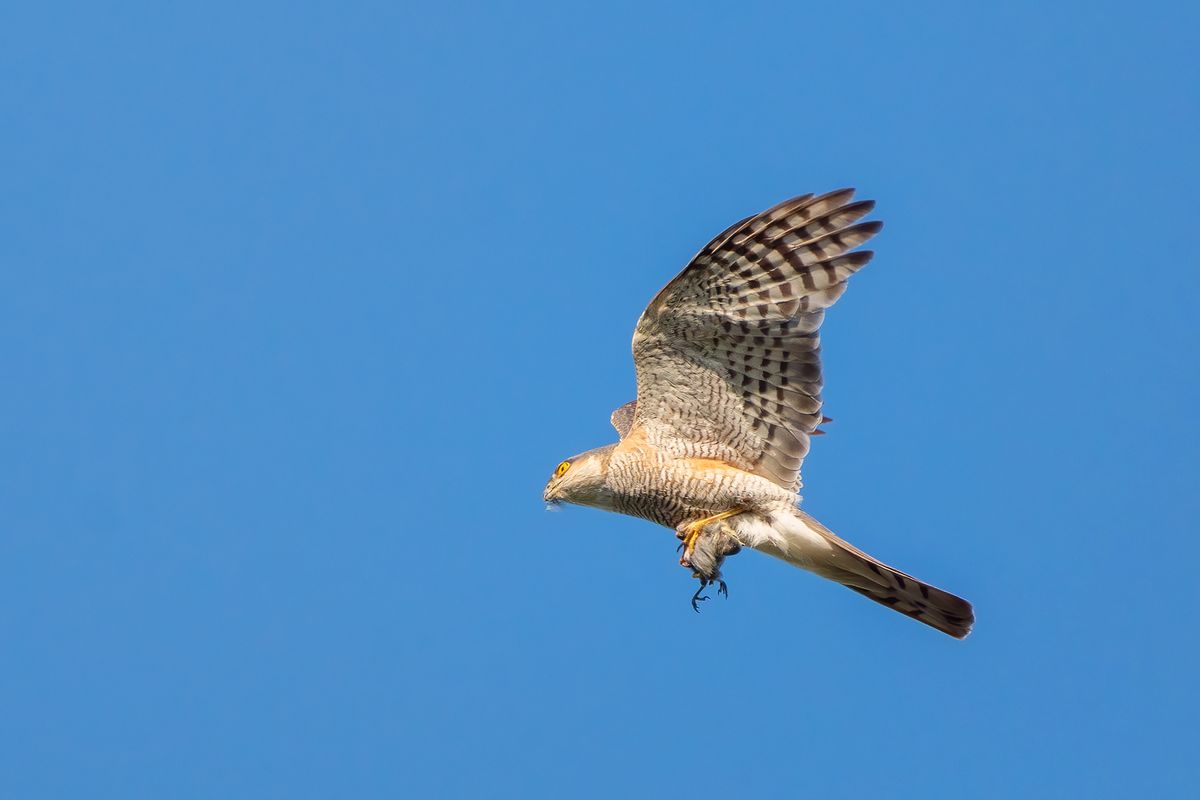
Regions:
[[554, 461, 571, 478]]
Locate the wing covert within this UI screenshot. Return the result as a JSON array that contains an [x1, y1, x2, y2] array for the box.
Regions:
[[610, 400, 637, 439]]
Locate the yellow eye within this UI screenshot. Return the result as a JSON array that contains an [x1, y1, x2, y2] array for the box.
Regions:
[[554, 461, 571, 478]]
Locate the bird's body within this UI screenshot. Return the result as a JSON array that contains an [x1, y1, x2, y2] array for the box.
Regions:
[[597, 438, 795, 529], [544, 190, 974, 638]]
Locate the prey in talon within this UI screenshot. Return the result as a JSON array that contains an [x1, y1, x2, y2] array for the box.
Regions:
[[542, 190, 974, 638], [677, 517, 741, 612]]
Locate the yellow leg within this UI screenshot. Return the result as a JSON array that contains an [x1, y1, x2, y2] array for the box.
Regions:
[[678, 508, 743, 566]]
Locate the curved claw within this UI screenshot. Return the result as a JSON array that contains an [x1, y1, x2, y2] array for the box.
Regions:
[[689, 578, 729, 611]]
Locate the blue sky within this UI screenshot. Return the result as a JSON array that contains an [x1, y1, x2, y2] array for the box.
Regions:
[[2, 1, 1198, 797]]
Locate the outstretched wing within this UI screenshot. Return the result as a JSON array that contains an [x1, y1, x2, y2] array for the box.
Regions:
[[628, 189, 881, 491]]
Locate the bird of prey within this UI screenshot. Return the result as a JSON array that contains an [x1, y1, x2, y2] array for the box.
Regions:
[[543, 190, 973, 638]]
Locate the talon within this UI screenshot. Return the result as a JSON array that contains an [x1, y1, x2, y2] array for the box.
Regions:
[[691, 580, 711, 612], [717, 579, 728, 599], [679, 525, 703, 567]]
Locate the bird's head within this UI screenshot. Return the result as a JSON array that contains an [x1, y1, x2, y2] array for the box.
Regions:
[[543, 444, 616, 511]]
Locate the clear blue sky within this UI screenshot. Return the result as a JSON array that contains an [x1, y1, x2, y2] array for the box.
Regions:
[[3, 1, 1197, 797]]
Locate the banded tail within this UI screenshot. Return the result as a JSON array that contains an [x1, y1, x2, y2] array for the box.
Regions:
[[741, 508, 974, 638]]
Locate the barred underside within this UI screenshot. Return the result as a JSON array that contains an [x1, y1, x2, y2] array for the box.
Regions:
[[629, 189, 881, 491]]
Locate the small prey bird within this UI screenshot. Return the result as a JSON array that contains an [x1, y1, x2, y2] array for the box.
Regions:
[[543, 190, 973, 638]]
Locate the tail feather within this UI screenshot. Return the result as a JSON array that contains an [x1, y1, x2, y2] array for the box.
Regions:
[[747, 508, 974, 638]]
